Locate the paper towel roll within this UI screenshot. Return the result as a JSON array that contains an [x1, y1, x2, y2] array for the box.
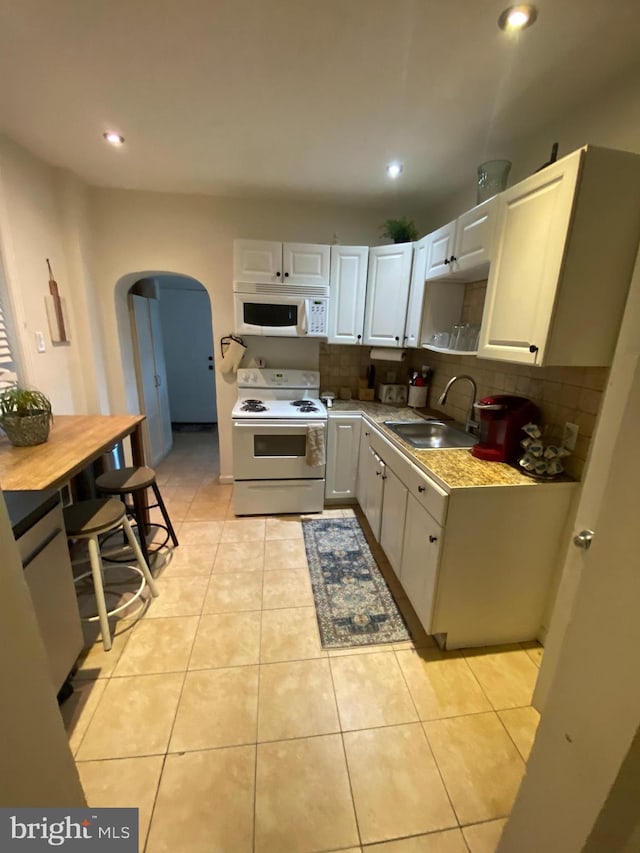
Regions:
[[370, 347, 407, 362]]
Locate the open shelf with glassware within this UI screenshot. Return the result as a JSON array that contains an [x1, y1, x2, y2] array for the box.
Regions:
[[419, 279, 481, 356], [421, 344, 478, 356]]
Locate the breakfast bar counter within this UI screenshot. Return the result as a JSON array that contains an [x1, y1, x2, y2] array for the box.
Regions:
[[0, 414, 146, 491]]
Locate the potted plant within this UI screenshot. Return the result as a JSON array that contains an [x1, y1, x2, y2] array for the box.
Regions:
[[381, 217, 419, 243], [0, 386, 53, 446]]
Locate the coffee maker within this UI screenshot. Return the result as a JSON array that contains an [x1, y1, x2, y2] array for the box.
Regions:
[[471, 395, 539, 463]]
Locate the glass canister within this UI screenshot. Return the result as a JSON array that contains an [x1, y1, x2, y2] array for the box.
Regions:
[[477, 159, 511, 204]]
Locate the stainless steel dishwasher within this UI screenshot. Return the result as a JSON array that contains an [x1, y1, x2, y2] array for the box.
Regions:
[[8, 490, 83, 698]]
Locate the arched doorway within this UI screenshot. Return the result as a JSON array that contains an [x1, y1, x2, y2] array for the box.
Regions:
[[124, 273, 217, 469]]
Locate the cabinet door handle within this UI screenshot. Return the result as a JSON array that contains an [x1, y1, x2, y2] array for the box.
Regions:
[[443, 258, 449, 265], [376, 471, 381, 476], [276, 271, 281, 277], [450, 255, 457, 262], [429, 535, 438, 543], [529, 344, 538, 353], [381, 474, 387, 480], [365, 431, 370, 436], [357, 334, 362, 340], [284, 271, 289, 277], [395, 335, 400, 342], [418, 485, 426, 493]]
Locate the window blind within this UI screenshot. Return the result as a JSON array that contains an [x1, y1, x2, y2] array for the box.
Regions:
[[0, 293, 18, 390]]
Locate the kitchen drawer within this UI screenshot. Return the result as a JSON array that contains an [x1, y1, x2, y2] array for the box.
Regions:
[[403, 461, 448, 526], [16, 503, 64, 564], [368, 423, 448, 524]]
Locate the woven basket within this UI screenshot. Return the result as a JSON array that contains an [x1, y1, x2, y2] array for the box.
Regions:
[[0, 413, 51, 446]]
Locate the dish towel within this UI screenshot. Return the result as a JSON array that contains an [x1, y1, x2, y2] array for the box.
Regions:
[[306, 423, 326, 467], [220, 339, 247, 374]]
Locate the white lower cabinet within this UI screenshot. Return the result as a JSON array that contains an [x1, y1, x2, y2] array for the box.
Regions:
[[379, 467, 407, 576], [362, 446, 385, 541], [356, 417, 576, 649], [399, 494, 442, 632], [325, 415, 361, 500]]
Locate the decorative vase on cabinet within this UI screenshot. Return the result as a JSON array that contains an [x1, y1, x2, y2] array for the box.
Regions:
[[477, 160, 511, 204]]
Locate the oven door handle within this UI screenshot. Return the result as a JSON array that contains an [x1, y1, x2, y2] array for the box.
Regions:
[[234, 422, 324, 430]]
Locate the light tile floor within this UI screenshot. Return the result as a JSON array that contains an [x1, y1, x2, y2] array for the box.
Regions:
[[61, 429, 543, 853]]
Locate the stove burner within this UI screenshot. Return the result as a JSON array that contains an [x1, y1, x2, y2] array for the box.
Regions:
[[241, 399, 267, 412], [298, 404, 318, 413], [291, 400, 313, 407]]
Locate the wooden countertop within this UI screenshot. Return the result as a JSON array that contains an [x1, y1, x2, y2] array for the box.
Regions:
[[0, 414, 145, 491]]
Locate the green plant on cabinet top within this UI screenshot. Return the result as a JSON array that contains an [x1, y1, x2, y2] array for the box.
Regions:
[[381, 218, 418, 243]]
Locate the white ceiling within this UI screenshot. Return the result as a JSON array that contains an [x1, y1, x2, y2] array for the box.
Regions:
[[0, 0, 638, 206]]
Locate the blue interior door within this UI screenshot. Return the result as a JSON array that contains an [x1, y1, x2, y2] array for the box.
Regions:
[[159, 285, 217, 423]]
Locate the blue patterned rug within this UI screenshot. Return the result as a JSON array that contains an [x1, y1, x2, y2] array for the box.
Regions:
[[302, 517, 410, 649]]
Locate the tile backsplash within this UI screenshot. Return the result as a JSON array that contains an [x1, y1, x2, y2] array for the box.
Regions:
[[319, 340, 607, 480]]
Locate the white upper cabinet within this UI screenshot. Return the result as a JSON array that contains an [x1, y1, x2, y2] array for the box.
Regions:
[[234, 240, 282, 283], [403, 234, 429, 348], [328, 246, 368, 344], [425, 197, 497, 282], [454, 198, 497, 274], [478, 146, 640, 366], [424, 221, 456, 280], [234, 239, 330, 286], [363, 243, 414, 347]]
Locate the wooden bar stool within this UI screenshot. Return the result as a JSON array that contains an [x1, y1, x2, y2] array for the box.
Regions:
[[64, 498, 159, 651], [95, 466, 179, 567]]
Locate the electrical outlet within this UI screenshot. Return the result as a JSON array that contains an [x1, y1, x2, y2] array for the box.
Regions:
[[563, 422, 579, 451], [35, 331, 46, 353]]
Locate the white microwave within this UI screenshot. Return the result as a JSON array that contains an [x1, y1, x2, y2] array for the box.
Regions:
[[233, 282, 328, 338]]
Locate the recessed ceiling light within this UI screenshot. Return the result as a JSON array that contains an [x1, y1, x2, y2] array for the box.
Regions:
[[498, 4, 538, 31], [386, 161, 403, 179], [103, 131, 125, 146]]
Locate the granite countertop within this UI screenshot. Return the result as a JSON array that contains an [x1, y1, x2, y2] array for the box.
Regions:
[[327, 399, 574, 490]]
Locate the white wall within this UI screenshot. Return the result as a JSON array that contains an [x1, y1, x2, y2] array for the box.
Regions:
[[0, 136, 88, 413], [428, 66, 640, 227], [88, 190, 391, 477]]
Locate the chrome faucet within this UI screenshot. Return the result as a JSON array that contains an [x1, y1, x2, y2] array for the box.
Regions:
[[437, 375, 479, 435]]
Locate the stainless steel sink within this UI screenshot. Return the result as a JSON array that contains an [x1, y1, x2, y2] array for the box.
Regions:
[[383, 420, 478, 449]]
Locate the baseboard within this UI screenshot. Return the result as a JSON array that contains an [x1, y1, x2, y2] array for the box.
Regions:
[[219, 475, 234, 485]]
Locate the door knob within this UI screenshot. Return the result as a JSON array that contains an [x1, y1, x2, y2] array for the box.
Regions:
[[573, 529, 594, 549]]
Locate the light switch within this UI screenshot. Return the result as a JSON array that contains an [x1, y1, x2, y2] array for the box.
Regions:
[[35, 331, 46, 353]]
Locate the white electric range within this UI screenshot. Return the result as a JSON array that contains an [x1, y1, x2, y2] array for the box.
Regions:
[[232, 368, 327, 515]]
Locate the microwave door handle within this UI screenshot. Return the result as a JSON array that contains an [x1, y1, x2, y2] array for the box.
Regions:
[[300, 302, 308, 335]]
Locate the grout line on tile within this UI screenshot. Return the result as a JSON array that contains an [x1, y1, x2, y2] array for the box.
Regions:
[[419, 721, 463, 829], [495, 710, 530, 766]]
